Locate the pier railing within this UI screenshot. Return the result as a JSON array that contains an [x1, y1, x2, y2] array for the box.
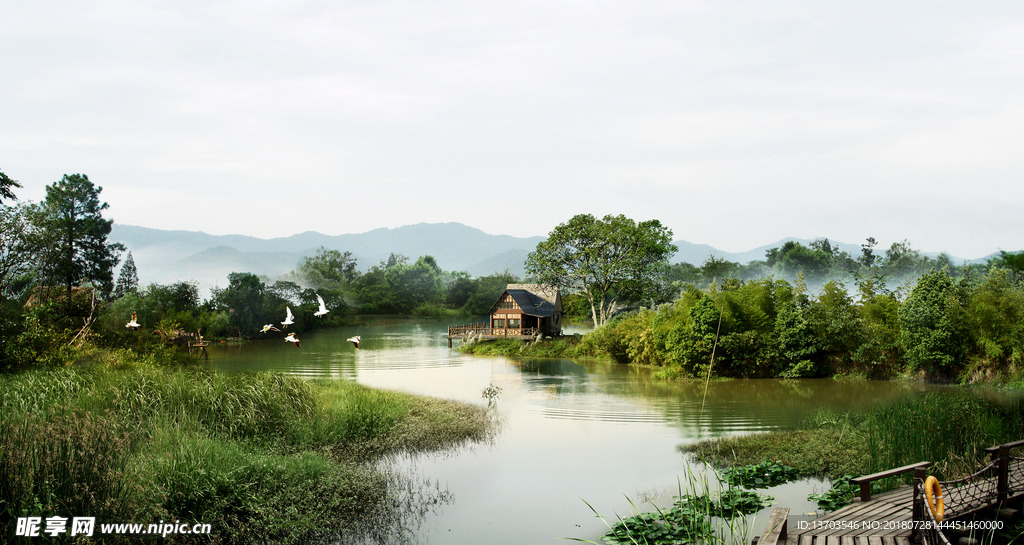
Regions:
[[912, 438, 1024, 544]]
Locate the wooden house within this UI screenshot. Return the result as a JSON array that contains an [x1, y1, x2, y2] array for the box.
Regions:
[[447, 284, 563, 345], [487, 283, 562, 338]]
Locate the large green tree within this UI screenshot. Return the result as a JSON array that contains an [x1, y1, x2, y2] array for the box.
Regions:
[[526, 213, 677, 327], [33, 174, 125, 297]]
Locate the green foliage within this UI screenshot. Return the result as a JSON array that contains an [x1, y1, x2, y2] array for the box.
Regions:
[[766, 240, 834, 284], [576, 264, 1024, 382], [898, 268, 967, 376], [582, 471, 769, 545], [576, 311, 657, 364]]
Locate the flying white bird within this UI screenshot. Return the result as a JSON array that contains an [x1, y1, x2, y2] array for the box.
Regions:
[[347, 336, 361, 349], [126, 312, 140, 329], [281, 306, 294, 328], [260, 324, 280, 334], [314, 294, 329, 317], [284, 332, 300, 348]]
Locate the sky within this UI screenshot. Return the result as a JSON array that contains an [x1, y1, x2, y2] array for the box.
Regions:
[[2, 0, 1023, 259]]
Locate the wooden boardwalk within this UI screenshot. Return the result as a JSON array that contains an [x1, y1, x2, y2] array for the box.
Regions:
[[754, 441, 1024, 545]]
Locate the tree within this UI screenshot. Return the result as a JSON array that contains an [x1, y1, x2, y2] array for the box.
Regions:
[[0, 169, 22, 204], [988, 250, 1024, 284], [384, 255, 444, 312], [525, 214, 677, 327], [860, 237, 878, 268], [32, 174, 124, 297], [114, 251, 139, 298], [210, 272, 273, 335], [898, 268, 966, 376], [298, 247, 358, 287], [767, 241, 832, 283]]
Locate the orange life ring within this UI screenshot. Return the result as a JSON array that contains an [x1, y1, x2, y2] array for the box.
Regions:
[[924, 475, 945, 522]]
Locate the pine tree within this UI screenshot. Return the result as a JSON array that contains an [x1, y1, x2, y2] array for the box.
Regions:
[[114, 251, 139, 298], [33, 173, 125, 297]]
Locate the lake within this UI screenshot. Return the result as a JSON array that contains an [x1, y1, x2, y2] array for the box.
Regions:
[[206, 318, 942, 544]]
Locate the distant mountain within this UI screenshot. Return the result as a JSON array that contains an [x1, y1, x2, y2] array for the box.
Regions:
[[110, 222, 991, 294], [109, 223, 546, 292]]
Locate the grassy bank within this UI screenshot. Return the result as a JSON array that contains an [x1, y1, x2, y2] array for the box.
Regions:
[[0, 354, 493, 544], [682, 390, 1024, 504], [457, 337, 581, 359]]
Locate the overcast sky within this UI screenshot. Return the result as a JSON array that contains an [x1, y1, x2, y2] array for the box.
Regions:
[[2, 1, 1022, 258]]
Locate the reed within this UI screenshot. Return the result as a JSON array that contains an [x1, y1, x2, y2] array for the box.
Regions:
[[865, 390, 1024, 479]]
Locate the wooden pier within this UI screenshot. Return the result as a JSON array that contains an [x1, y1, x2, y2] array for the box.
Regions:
[[754, 440, 1024, 545]]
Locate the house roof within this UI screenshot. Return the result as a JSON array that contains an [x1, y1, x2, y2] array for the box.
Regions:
[[505, 283, 561, 312], [506, 289, 557, 318]]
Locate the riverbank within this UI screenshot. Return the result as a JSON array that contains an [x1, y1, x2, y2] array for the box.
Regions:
[[0, 350, 494, 544]]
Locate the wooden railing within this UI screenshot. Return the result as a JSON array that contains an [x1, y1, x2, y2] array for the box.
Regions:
[[849, 461, 933, 501], [447, 324, 540, 338]]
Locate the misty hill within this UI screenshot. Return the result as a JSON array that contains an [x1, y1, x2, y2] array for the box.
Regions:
[[110, 222, 990, 293], [110, 223, 544, 291]]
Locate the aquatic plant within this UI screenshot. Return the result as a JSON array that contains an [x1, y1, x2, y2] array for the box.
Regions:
[[719, 461, 802, 489], [806, 475, 878, 512]]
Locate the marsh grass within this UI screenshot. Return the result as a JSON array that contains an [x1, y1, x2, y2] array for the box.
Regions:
[[0, 359, 493, 543]]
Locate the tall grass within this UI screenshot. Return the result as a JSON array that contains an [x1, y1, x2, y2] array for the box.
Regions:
[[866, 390, 1024, 479], [0, 410, 141, 522], [0, 360, 492, 543]]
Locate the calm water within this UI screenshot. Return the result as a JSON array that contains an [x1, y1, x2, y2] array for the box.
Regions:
[[206, 318, 940, 544]]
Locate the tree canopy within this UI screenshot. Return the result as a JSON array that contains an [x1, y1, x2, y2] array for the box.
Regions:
[[525, 213, 677, 327]]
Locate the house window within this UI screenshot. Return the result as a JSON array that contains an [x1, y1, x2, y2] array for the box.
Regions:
[[493, 319, 505, 328], [500, 301, 514, 309], [509, 319, 520, 328]]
